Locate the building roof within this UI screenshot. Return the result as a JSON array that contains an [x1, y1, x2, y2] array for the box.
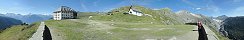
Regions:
[[131, 9, 142, 13], [53, 6, 76, 13]]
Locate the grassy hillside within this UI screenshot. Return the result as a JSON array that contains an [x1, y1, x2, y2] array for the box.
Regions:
[[45, 19, 194, 40], [0, 22, 40, 40], [93, 6, 183, 25], [0, 6, 228, 40], [43, 7, 196, 40], [42, 6, 229, 40]]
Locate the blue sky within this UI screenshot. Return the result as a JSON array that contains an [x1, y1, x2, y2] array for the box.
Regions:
[[0, 0, 244, 17]]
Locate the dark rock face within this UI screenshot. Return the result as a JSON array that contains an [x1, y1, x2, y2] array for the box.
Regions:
[[0, 16, 22, 30], [220, 16, 244, 40]]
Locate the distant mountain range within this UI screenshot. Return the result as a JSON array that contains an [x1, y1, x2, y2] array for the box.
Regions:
[[0, 13, 52, 24], [0, 16, 22, 30]]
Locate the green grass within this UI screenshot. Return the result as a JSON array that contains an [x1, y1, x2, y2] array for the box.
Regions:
[[91, 14, 155, 23], [42, 6, 226, 40], [99, 6, 183, 25], [0, 6, 227, 40], [0, 22, 40, 40], [44, 18, 194, 40], [45, 20, 88, 40], [109, 24, 194, 40], [41, 6, 196, 40]]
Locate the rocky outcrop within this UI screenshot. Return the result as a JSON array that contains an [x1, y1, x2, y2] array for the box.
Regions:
[[220, 16, 244, 40]]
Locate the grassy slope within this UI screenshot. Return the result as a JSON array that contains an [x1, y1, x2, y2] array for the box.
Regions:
[[44, 9, 195, 40], [0, 22, 40, 40], [97, 6, 183, 25], [45, 19, 194, 40], [0, 6, 228, 40], [45, 19, 88, 40]]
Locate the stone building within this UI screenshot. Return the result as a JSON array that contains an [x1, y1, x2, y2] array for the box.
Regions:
[[53, 6, 77, 20]]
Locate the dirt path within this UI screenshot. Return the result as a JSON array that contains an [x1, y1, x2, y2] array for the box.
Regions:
[[69, 19, 114, 30], [29, 22, 45, 40], [204, 24, 219, 40], [87, 20, 115, 30], [29, 22, 53, 40]]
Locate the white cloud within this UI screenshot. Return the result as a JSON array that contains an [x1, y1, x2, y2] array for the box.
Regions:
[[196, 8, 201, 10]]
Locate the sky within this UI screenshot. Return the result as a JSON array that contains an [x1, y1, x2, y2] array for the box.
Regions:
[[0, 0, 244, 17]]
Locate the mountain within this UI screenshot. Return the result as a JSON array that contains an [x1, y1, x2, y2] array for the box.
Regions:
[[176, 10, 223, 33], [106, 6, 221, 29], [220, 16, 244, 40], [215, 15, 228, 20], [175, 10, 204, 23], [103, 6, 184, 25], [98, 6, 223, 34], [0, 13, 52, 24], [44, 6, 226, 40], [0, 16, 22, 30]]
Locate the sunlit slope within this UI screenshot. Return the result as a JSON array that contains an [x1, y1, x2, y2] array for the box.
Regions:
[[96, 6, 183, 25], [45, 19, 194, 40], [44, 9, 195, 40], [44, 6, 225, 40], [0, 23, 40, 40]]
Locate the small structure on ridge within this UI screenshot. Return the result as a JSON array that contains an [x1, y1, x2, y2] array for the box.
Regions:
[[127, 6, 143, 16]]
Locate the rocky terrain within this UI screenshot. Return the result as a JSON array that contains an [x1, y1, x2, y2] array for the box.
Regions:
[[219, 16, 244, 40], [210, 15, 244, 40]]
